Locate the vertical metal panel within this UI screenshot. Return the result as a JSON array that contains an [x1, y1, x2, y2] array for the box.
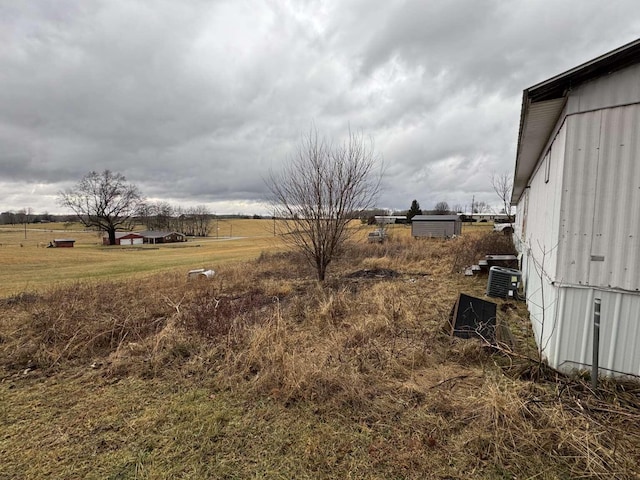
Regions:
[[515, 122, 566, 296], [522, 123, 566, 281], [557, 104, 640, 290], [589, 104, 640, 290], [520, 249, 559, 361], [556, 111, 601, 285], [550, 287, 640, 378], [515, 63, 640, 380], [567, 63, 640, 114], [411, 220, 459, 238], [515, 123, 566, 364]]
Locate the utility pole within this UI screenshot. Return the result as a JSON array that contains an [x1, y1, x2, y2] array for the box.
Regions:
[[23, 207, 30, 240]]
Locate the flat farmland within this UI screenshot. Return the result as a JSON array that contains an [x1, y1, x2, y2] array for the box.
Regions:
[[0, 219, 411, 298], [0, 220, 492, 298], [0, 219, 287, 298]]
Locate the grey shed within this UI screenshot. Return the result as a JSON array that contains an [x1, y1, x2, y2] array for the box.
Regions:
[[411, 215, 461, 238]]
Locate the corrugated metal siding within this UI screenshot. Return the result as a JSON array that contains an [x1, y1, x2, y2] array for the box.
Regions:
[[589, 105, 640, 290], [557, 104, 640, 290], [566, 63, 640, 114], [515, 60, 640, 380], [556, 110, 602, 285], [518, 122, 566, 282], [519, 249, 559, 358], [551, 287, 640, 378], [411, 220, 460, 238], [515, 123, 566, 357]]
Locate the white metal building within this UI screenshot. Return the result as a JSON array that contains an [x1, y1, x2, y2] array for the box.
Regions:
[[512, 39, 640, 378]]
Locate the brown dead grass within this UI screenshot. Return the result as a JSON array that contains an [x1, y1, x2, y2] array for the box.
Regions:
[[1, 230, 638, 479]]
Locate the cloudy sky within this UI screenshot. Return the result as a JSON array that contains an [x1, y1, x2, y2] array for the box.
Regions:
[[1, 1, 639, 215]]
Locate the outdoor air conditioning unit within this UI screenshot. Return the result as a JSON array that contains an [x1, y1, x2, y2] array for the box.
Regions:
[[486, 266, 521, 299]]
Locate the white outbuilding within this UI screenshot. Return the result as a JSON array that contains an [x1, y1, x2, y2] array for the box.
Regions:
[[512, 39, 640, 379]]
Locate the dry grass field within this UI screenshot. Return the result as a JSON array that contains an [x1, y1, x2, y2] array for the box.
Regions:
[[0, 219, 292, 298], [1, 222, 638, 479]]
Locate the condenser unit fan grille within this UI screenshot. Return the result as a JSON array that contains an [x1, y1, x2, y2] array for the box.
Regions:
[[486, 266, 521, 298]]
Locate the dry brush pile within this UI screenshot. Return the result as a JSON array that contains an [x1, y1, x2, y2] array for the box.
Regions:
[[1, 231, 639, 478]]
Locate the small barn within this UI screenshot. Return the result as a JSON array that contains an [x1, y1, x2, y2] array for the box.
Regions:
[[411, 215, 461, 238], [512, 39, 640, 378], [53, 239, 75, 248], [139, 231, 187, 244], [104, 232, 144, 246]]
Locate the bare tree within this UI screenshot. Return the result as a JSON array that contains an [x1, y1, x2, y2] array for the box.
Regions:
[[491, 173, 513, 220], [14, 209, 27, 226], [58, 170, 143, 245], [473, 200, 490, 214], [149, 201, 175, 231], [183, 205, 212, 237], [433, 201, 450, 214], [268, 128, 382, 281]]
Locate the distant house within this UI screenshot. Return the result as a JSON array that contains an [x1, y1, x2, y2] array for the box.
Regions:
[[512, 39, 640, 378], [411, 215, 461, 238], [459, 213, 509, 222], [138, 231, 187, 244], [103, 232, 145, 246], [53, 239, 75, 248], [373, 215, 408, 225]]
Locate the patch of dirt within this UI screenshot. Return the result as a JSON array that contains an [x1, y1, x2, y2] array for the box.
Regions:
[[346, 268, 400, 279]]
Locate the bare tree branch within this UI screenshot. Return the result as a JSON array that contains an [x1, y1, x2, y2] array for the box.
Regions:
[[268, 128, 382, 281], [58, 170, 143, 245], [491, 172, 513, 220]]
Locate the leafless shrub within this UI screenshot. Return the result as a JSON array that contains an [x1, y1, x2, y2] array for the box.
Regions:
[[267, 127, 382, 281], [181, 288, 276, 341], [255, 250, 310, 279], [0, 292, 41, 307], [2, 280, 179, 370]]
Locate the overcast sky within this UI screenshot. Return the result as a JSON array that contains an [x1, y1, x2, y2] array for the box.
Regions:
[[1, 1, 639, 216]]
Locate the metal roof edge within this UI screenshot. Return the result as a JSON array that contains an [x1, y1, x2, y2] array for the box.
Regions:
[[511, 38, 640, 204], [526, 38, 640, 101]]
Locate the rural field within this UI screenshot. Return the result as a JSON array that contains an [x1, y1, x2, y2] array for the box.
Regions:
[[0, 219, 289, 298], [1, 221, 639, 479]]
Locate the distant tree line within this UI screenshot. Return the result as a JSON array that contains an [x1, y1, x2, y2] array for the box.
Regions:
[[0, 210, 76, 225], [136, 202, 212, 237]]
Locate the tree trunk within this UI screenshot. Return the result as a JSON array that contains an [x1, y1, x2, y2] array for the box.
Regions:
[[108, 228, 116, 245], [316, 257, 327, 281]]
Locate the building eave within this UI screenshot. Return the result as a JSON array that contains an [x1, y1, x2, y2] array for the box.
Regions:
[[511, 38, 640, 204]]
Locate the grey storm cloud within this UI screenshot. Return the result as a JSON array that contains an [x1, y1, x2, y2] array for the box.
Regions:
[[1, 0, 639, 214]]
